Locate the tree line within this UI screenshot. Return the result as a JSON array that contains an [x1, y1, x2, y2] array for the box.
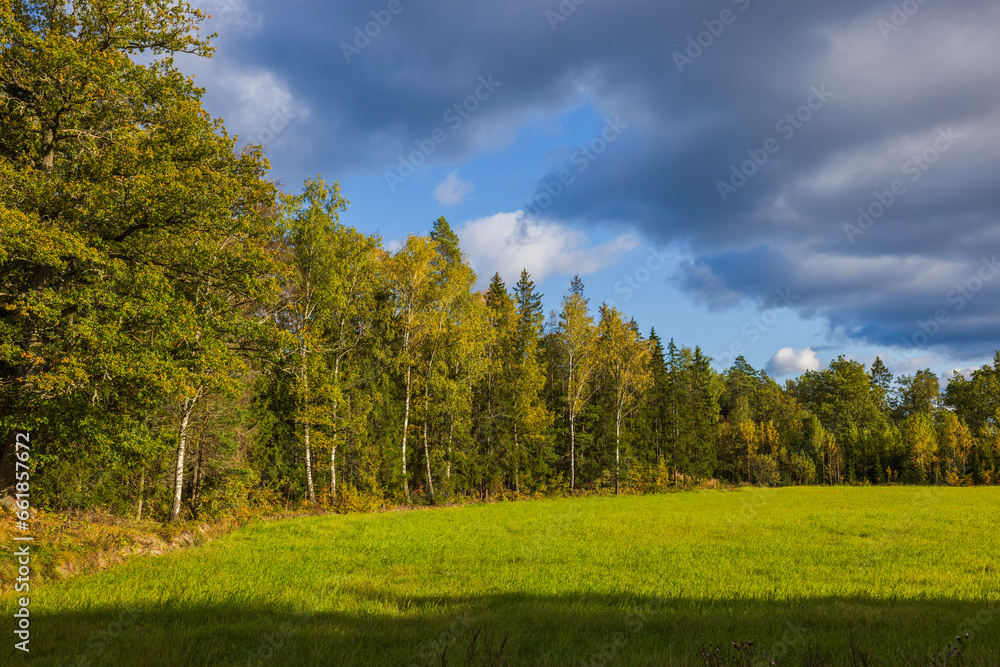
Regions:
[[2, 1, 999, 522]]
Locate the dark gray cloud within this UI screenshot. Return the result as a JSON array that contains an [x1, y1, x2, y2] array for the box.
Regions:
[[194, 0, 1000, 359]]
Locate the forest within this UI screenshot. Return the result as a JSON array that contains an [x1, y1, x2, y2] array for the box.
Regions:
[[3, 0, 1000, 524]]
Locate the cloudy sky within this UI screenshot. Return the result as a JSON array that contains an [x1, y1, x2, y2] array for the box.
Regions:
[[180, 0, 1000, 381]]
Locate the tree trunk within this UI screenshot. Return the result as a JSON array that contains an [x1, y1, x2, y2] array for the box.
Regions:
[[615, 409, 621, 495], [0, 431, 19, 497], [671, 398, 679, 487], [514, 424, 520, 495], [136, 470, 145, 522], [304, 418, 315, 504], [447, 417, 454, 480], [330, 446, 337, 498], [191, 434, 204, 515], [424, 420, 434, 502], [170, 393, 198, 523], [402, 364, 412, 504], [423, 360, 435, 502], [331, 358, 341, 499], [569, 411, 576, 490], [301, 342, 316, 505], [41, 127, 55, 174]]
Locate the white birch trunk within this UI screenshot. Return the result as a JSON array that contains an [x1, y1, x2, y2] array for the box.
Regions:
[[402, 363, 412, 504], [569, 411, 576, 490], [136, 470, 145, 522], [447, 417, 454, 479], [170, 393, 198, 522], [301, 342, 316, 505], [331, 359, 341, 498], [615, 409, 622, 495], [514, 424, 520, 495], [423, 358, 435, 502]]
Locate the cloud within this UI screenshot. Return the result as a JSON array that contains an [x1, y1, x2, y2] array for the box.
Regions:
[[669, 257, 746, 312], [767, 348, 823, 377], [199, 0, 263, 34], [434, 171, 474, 205], [212, 67, 310, 144], [185, 0, 1000, 360], [943, 366, 986, 382], [457, 211, 638, 285]]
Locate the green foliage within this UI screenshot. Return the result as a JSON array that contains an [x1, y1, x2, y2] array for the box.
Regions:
[[893, 369, 940, 422], [747, 454, 781, 486], [1, 0, 282, 520]]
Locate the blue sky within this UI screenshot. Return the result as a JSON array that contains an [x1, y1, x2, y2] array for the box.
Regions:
[[176, 0, 1000, 383]]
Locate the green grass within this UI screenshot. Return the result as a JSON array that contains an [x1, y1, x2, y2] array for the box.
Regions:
[[4, 487, 999, 665]]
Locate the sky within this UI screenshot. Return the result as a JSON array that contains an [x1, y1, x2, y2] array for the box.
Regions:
[[176, 0, 1000, 384]]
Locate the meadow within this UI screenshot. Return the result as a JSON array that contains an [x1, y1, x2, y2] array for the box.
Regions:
[[3, 487, 999, 666]]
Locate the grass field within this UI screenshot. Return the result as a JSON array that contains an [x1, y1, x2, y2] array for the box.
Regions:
[[3, 487, 999, 665]]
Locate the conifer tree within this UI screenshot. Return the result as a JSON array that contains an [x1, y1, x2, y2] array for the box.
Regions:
[[511, 270, 549, 493]]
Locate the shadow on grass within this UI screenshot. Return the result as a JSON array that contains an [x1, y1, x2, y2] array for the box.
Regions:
[[6, 592, 998, 666]]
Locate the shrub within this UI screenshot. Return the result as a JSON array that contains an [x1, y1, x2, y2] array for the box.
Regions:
[[748, 454, 781, 487]]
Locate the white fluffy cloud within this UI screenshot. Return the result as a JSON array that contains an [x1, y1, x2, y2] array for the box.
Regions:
[[767, 347, 823, 377], [179, 66, 311, 150], [199, 0, 263, 34], [434, 171, 474, 205], [457, 211, 638, 285], [944, 366, 982, 382]]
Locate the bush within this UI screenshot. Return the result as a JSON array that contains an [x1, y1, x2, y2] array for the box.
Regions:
[[748, 454, 781, 487], [787, 452, 817, 485], [198, 469, 259, 521], [335, 485, 384, 513]]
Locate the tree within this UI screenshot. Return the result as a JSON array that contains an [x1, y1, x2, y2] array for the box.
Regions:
[[320, 226, 383, 500], [807, 415, 841, 484], [868, 356, 893, 417], [415, 220, 478, 502], [664, 339, 689, 483], [687, 347, 720, 479], [944, 354, 1000, 435], [278, 178, 384, 501], [790, 357, 888, 439], [936, 411, 973, 482], [722, 356, 758, 426], [0, 0, 283, 518], [387, 236, 438, 503], [902, 412, 937, 483], [642, 329, 670, 467], [278, 177, 351, 505], [558, 278, 597, 490], [893, 369, 939, 422], [438, 287, 488, 498], [476, 274, 515, 497], [597, 305, 652, 494], [511, 270, 549, 493]]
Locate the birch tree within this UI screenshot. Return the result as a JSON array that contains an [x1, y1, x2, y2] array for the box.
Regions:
[[279, 178, 350, 504], [597, 305, 653, 494], [413, 219, 479, 501], [558, 276, 597, 490], [388, 236, 437, 503], [313, 203, 383, 499]]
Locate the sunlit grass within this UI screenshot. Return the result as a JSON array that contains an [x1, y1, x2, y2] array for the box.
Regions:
[[4, 487, 999, 665]]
